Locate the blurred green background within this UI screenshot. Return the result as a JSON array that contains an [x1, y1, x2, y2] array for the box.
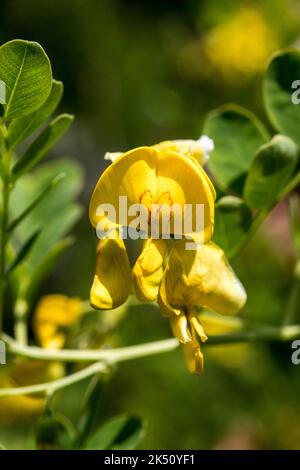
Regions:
[[1, 0, 300, 449]]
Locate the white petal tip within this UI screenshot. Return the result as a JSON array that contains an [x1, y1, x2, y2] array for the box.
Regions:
[[197, 135, 214, 162], [104, 152, 123, 163]]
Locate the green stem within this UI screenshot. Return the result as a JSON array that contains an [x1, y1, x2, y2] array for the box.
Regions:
[[284, 264, 300, 325], [279, 171, 300, 200], [1, 322, 300, 397], [231, 169, 300, 260], [13, 298, 29, 345], [0, 361, 108, 397], [3, 322, 300, 364], [2, 333, 179, 363], [283, 197, 300, 326], [0, 121, 11, 335], [231, 209, 268, 259], [0, 120, 28, 344]]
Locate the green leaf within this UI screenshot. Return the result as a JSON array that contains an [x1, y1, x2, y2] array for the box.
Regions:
[[24, 237, 74, 302], [263, 49, 300, 147], [9, 159, 83, 301], [28, 204, 82, 269], [203, 105, 269, 194], [35, 412, 75, 450], [244, 135, 299, 209], [213, 196, 252, 259], [8, 79, 63, 148], [7, 172, 66, 232], [0, 39, 52, 120], [76, 375, 104, 448], [10, 159, 83, 244], [6, 230, 40, 275], [12, 114, 74, 178], [85, 415, 145, 450]]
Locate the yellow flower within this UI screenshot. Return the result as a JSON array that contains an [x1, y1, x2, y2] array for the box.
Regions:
[[159, 241, 247, 374], [0, 362, 63, 425], [90, 145, 215, 239], [89, 144, 216, 308], [177, 7, 278, 85], [34, 294, 83, 349], [204, 8, 277, 83]]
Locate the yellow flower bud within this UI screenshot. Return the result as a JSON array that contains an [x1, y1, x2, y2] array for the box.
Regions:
[[90, 230, 131, 310], [132, 238, 167, 302]]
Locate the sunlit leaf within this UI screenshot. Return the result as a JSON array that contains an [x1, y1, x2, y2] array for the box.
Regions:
[[0, 40, 52, 120], [8, 80, 63, 148], [203, 105, 269, 194]]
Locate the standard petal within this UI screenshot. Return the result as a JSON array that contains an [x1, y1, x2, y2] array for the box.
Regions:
[[156, 150, 215, 242], [90, 146, 215, 243], [89, 147, 158, 229]]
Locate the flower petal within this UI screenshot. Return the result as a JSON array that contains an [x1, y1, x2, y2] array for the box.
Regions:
[[162, 241, 247, 315], [90, 146, 215, 242], [132, 238, 167, 302], [188, 308, 208, 342], [90, 147, 158, 229], [156, 150, 215, 241], [182, 336, 204, 374], [155, 135, 214, 165], [169, 310, 192, 344], [90, 231, 132, 310], [34, 295, 82, 349]]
